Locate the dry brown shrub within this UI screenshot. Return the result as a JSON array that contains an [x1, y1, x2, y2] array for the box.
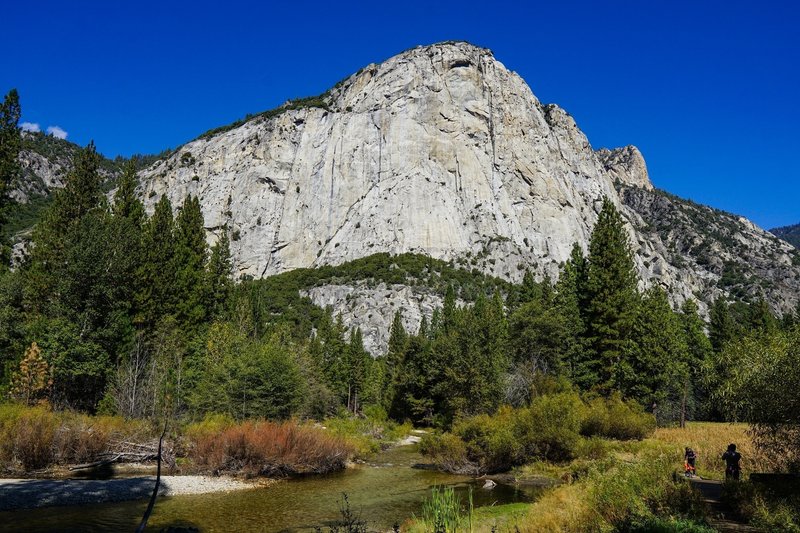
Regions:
[[11, 407, 57, 470], [190, 419, 353, 477]]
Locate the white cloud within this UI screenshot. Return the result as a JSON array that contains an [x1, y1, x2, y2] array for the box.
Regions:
[[46, 126, 68, 139], [20, 122, 40, 133]]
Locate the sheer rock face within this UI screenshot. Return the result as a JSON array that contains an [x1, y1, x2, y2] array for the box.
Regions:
[[137, 41, 799, 318], [140, 43, 656, 279]]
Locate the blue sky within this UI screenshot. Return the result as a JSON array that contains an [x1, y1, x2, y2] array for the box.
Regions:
[[2, 1, 798, 228]]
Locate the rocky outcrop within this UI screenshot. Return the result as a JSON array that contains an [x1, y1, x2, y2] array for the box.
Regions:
[[620, 186, 800, 313], [301, 282, 444, 354], [12, 133, 74, 202], [141, 43, 659, 280], [134, 41, 799, 315], [596, 146, 652, 191], [12, 132, 122, 203]]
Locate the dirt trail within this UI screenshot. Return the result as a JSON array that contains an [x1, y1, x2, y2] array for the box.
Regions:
[[690, 478, 759, 532]]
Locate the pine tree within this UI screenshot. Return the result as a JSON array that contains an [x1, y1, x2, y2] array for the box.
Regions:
[[206, 228, 233, 319], [172, 195, 208, 330], [383, 310, 408, 407], [345, 328, 370, 413], [27, 142, 104, 311], [680, 298, 713, 420], [0, 89, 21, 265], [441, 285, 456, 335], [625, 287, 688, 420], [54, 141, 103, 225], [585, 197, 639, 394], [316, 310, 347, 401], [517, 270, 541, 305], [554, 243, 591, 386], [749, 298, 778, 333], [709, 297, 737, 353], [112, 160, 144, 225], [110, 160, 145, 325], [10, 341, 52, 406], [137, 195, 176, 327]]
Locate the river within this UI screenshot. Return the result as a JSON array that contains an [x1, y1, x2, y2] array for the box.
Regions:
[[0, 445, 543, 532]]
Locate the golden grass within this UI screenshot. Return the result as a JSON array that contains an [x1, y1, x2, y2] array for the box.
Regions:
[[514, 483, 594, 533], [652, 422, 773, 479]]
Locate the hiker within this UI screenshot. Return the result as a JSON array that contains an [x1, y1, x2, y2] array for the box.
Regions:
[[684, 447, 697, 477], [722, 443, 742, 481]]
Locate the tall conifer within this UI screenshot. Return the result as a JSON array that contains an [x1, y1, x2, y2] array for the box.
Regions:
[[137, 195, 175, 327], [173, 195, 208, 330], [585, 197, 639, 393]]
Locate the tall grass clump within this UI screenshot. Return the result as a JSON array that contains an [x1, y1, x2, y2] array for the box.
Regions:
[[189, 419, 353, 476], [654, 422, 767, 478], [417, 486, 472, 533]]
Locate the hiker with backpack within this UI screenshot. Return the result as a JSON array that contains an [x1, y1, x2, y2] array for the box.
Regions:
[[722, 443, 742, 481]]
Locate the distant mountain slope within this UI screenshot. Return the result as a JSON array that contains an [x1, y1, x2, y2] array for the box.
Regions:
[[14, 131, 119, 203], [4, 132, 164, 241], [620, 186, 800, 311], [771, 223, 800, 249]]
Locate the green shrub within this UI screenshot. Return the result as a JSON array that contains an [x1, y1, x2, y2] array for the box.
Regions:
[[419, 433, 471, 473], [515, 392, 584, 462], [581, 393, 655, 440], [606, 395, 655, 440], [422, 393, 655, 474], [576, 436, 610, 460], [582, 396, 611, 436]]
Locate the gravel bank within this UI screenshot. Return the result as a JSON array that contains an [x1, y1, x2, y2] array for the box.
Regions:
[[0, 475, 261, 511]]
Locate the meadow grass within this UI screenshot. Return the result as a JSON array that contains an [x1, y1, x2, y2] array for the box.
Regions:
[[652, 421, 773, 479]]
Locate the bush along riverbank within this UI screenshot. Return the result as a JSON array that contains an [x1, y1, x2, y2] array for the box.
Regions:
[[0, 404, 380, 479], [419, 391, 654, 474]]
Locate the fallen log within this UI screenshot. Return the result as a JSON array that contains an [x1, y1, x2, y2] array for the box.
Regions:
[[68, 452, 159, 471]]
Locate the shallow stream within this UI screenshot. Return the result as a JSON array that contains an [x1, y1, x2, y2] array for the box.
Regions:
[[0, 445, 543, 532]]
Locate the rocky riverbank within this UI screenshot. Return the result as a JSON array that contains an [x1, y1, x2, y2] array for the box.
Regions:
[[0, 475, 263, 511]]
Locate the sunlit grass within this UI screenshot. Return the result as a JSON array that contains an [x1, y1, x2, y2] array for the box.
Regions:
[[652, 422, 770, 479]]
